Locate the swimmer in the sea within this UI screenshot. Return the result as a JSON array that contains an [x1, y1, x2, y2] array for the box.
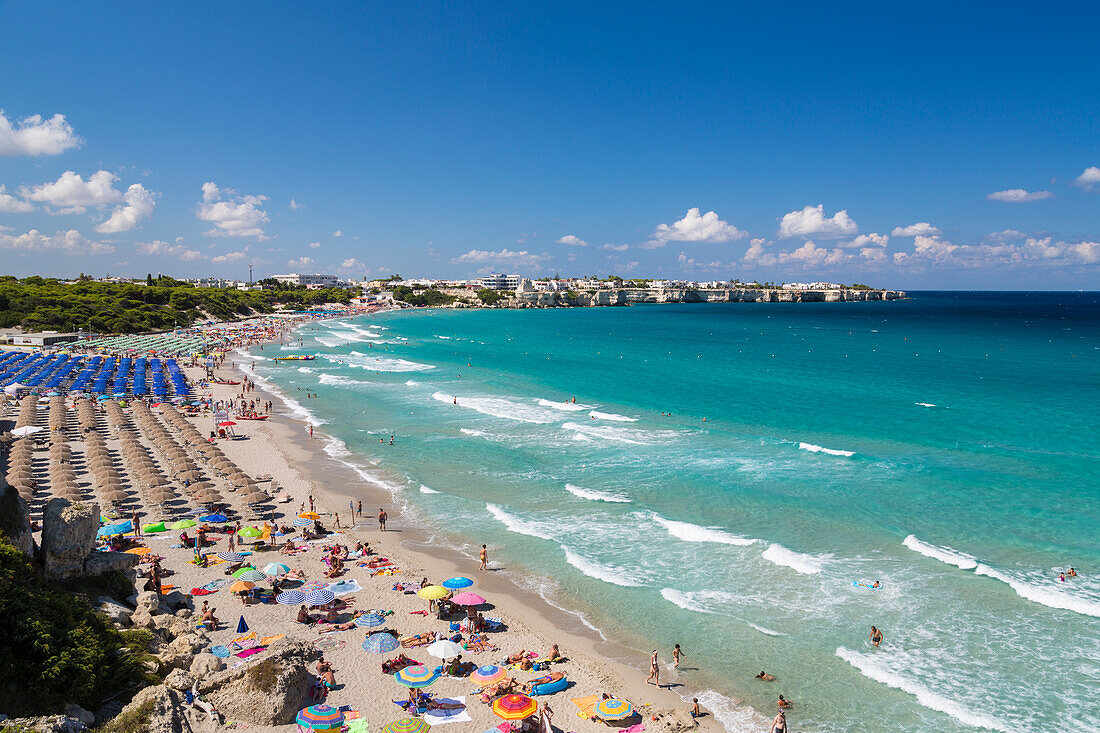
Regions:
[[776, 695, 791, 709], [870, 626, 883, 646], [872, 580, 881, 589], [1068, 567, 1078, 578], [756, 671, 775, 681]]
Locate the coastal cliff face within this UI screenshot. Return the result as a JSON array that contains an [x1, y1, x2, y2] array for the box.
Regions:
[[473, 288, 905, 308]]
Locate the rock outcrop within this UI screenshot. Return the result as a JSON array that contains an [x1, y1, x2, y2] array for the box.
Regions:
[[0, 483, 35, 556], [104, 684, 195, 733], [196, 638, 321, 725], [38, 498, 98, 579], [0, 714, 89, 732]]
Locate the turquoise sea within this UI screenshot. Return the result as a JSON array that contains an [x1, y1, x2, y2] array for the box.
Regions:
[[246, 292, 1100, 733]]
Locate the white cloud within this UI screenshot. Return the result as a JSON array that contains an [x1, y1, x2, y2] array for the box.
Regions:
[[0, 111, 81, 156], [1074, 166, 1100, 190], [891, 222, 941, 237], [289, 198, 303, 210], [211, 251, 248, 263], [778, 204, 857, 239], [454, 248, 550, 267], [287, 256, 314, 268], [96, 183, 156, 233], [0, 184, 33, 213], [21, 170, 123, 214], [339, 258, 365, 272], [333, 230, 344, 237], [0, 229, 114, 255], [987, 188, 1053, 203], [743, 237, 854, 269], [309, 241, 321, 249], [644, 207, 747, 249], [677, 252, 733, 270], [135, 240, 204, 261], [556, 235, 588, 247], [601, 243, 630, 252], [196, 182, 269, 238], [840, 233, 889, 249]]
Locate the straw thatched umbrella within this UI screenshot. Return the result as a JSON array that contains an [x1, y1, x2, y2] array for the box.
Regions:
[[99, 488, 131, 504]]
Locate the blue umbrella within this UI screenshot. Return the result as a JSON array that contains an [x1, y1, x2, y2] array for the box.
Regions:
[[292, 517, 313, 527], [362, 633, 400, 653], [276, 590, 306, 605], [305, 589, 335, 605], [354, 613, 385, 628], [236, 616, 248, 634], [201, 513, 228, 523], [442, 577, 474, 590]]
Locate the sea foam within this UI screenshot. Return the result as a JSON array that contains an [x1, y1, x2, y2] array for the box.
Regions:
[[652, 514, 758, 545], [486, 503, 555, 540], [974, 564, 1100, 618], [589, 410, 638, 422], [562, 422, 648, 445], [835, 647, 1013, 732], [419, 484, 441, 494], [902, 535, 978, 570], [327, 351, 435, 372], [762, 543, 825, 574], [563, 547, 646, 587], [798, 442, 855, 457], [435, 392, 557, 423], [538, 398, 590, 412], [564, 483, 632, 503]]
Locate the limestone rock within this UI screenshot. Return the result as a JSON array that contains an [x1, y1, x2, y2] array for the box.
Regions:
[[647, 708, 699, 733], [152, 614, 193, 640], [62, 705, 94, 726], [136, 590, 160, 615], [160, 590, 191, 612], [107, 684, 194, 733], [0, 484, 35, 556], [0, 714, 88, 732], [197, 638, 321, 725], [130, 608, 155, 630], [175, 607, 193, 619], [97, 596, 133, 625], [38, 498, 98, 580], [188, 653, 224, 679], [83, 551, 139, 577], [163, 669, 194, 691]]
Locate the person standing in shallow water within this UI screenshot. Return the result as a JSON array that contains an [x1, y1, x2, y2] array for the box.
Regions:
[[378, 508, 387, 531], [646, 649, 660, 686]]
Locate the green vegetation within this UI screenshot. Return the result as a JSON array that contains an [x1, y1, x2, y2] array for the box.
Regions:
[[100, 698, 155, 733], [246, 658, 282, 693], [0, 534, 146, 716], [0, 276, 351, 333], [476, 288, 507, 306], [392, 286, 456, 307]]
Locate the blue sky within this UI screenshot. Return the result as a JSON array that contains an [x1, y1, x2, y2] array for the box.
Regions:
[[1, 2, 1098, 289]]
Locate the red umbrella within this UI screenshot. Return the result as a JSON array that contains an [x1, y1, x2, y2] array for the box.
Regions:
[[218, 421, 237, 427]]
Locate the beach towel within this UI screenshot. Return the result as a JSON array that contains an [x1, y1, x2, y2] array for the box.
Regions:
[[259, 634, 284, 646], [422, 697, 471, 725], [230, 631, 257, 645], [190, 587, 215, 596], [210, 645, 231, 658], [619, 724, 645, 733], [572, 695, 599, 720], [124, 547, 151, 555], [235, 647, 265, 659]]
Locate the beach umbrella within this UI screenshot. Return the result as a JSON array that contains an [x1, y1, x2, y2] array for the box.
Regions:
[[189, 508, 206, 515], [239, 526, 263, 538], [442, 577, 473, 590], [492, 694, 538, 721], [218, 421, 236, 427], [237, 569, 268, 583], [292, 517, 313, 528], [100, 488, 131, 504], [450, 592, 486, 606], [416, 585, 448, 601], [298, 512, 321, 521], [10, 426, 43, 437], [380, 719, 430, 733], [201, 513, 228, 523], [594, 699, 634, 721], [263, 562, 290, 576], [231, 566, 258, 578], [296, 704, 344, 731], [236, 615, 249, 633], [305, 588, 335, 605], [471, 665, 506, 686], [393, 664, 440, 688], [276, 589, 306, 605], [353, 613, 384, 628], [426, 640, 465, 659], [362, 633, 400, 653], [230, 580, 255, 593], [171, 519, 197, 529], [217, 552, 246, 562], [242, 490, 269, 505]]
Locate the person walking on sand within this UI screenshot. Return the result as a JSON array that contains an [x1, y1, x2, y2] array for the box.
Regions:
[[357, 500, 362, 518], [672, 644, 684, 669], [309, 424, 314, 439], [378, 508, 387, 531], [479, 544, 488, 570], [647, 649, 660, 686]]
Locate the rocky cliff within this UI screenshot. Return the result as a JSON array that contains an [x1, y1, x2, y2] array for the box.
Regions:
[[489, 287, 905, 308]]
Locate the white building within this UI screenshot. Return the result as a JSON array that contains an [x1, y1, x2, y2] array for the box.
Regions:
[[273, 273, 340, 288], [477, 273, 521, 291]]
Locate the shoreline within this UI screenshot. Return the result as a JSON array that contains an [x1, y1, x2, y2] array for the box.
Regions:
[[225, 331, 763, 732]]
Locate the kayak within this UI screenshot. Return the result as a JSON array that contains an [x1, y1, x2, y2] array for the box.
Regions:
[[236, 415, 269, 421]]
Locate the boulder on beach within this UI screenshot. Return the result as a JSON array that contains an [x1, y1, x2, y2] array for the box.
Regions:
[[37, 498, 98, 579], [100, 684, 194, 733], [196, 638, 321, 725], [0, 483, 36, 557], [0, 714, 89, 732]]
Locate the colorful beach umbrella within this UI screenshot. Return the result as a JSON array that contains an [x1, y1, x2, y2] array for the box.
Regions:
[[380, 719, 430, 733], [595, 698, 634, 721], [236, 569, 268, 583], [170, 519, 197, 530], [305, 588, 335, 605], [263, 562, 290, 576], [450, 592, 486, 606], [471, 665, 507, 686], [416, 585, 448, 600], [293, 517, 313, 527], [296, 704, 345, 731], [354, 613, 385, 628], [362, 633, 400, 653], [229, 580, 255, 593], [201, 513, 227, 523], [298, 512, 321, 520], [276, 589, 306, 605], [442, 576, 473, 590], [231, 566, 258, 578], [492, 694, 538, 720], [393, 664, 440, 688], [239, 526, 263, 537], [236, 615, 249, 633], [217, 552, 246, 562]]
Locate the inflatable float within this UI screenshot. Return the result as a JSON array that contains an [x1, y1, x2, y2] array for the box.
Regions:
[[529, 675, 569, 696]]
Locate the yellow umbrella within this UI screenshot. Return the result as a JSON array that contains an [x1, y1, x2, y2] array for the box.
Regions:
[[229, 580, 255, 593], [416, 585, 448, 600], [298, 512, 321, 521]]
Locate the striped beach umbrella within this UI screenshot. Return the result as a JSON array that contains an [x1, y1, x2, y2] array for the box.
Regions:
[[354, 613, 385, 628], [296, 704, 344, 731], [362, 633, 399, 653], [305, 588, 335, 605], [217, 552, 246, 562], [492, 694, 538, 720], [236, 569, 268, 583], [276, 589, 306, 605], [595, 698, 634, 721], [442, 576, 473, 590], [292, 517, 313, 527], [416, 585, 448, 600], [263, 562, 290, 576], [231, 566, 259, 578], [393, 664, 440, 688], [471, 665, 506, 686], [381, 719, 430, 733]]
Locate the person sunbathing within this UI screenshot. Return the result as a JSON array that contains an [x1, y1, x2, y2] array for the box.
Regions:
[[426, 698, 466, 710], [280, 540, 296, 553], [444, 655, 475, 677], [547, 643, 564, 662], [401, 633, 434, 647], [319, 621, 356, 633], [381, 653, 416, 674], [297, 606, 314, 624], [480, 677, 519, 700], [522, 672, 565, 694], [504, 650, 529, 664], [285, 568, 307, 581]]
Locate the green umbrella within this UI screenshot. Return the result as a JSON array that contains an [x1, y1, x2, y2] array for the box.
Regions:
[[171, 519, 197, 530], [238, 526, 263, 538], [231, 566, 258, 578]]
